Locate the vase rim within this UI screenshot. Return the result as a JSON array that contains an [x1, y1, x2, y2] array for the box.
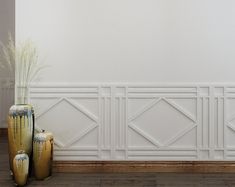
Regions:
[[14, 104, 31, 106]]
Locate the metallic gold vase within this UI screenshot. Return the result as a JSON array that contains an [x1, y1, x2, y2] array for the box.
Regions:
[[13, 151, 29, 186], [33, 130, 53, 180], [8, 104, 34, 174]]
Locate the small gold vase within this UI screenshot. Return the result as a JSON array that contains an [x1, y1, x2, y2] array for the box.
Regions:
[[8, 104, 34, 174], [33, 130, 53, 180], [13, 151, 29, 186]]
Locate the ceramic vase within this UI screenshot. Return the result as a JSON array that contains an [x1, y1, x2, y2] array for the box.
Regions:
[[8, 104, 34, 174], [13, 151, 29, 186], [33, 130, 53, 180]]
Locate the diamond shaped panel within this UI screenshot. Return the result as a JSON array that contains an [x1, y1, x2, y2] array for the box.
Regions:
[[132, 99, 193, 145], [37, 99, 95, 147]]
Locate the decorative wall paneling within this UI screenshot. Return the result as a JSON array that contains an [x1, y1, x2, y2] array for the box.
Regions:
[[29, 84, 235, 161]]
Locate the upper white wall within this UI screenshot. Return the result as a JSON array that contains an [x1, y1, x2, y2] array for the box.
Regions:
[[0, 0, 15, 78], [16, 0, 235, 83]]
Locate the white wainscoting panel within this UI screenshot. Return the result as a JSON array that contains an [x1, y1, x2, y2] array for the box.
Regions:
[[29, 83, 235, 161], [0, 79, 14, 128]]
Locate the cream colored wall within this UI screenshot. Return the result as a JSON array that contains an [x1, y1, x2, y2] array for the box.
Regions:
[[16, 0, 235, 160], [16, 0, 235, 83]]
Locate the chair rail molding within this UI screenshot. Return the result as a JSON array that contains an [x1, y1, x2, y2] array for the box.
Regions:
[[29, 83, 235, 161]]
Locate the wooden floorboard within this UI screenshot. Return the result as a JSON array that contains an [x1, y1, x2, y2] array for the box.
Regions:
[[0, 128, 7, 136], [2, 135, 235, 186], [53, 161, 235, 173]]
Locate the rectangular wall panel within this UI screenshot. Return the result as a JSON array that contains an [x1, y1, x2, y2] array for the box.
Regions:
[[29, 83, 235, 161]]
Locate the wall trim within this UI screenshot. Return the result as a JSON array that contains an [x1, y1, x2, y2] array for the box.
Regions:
[[29, 82, 235, 87], [53, 161, 235, 173], [29, 83, 235, 161]]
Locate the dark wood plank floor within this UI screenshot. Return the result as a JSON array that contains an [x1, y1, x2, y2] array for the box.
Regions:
[[2, 135, 235, 186]]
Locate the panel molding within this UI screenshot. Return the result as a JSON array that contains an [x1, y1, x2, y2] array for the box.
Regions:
[[29, 83, 235, 161]]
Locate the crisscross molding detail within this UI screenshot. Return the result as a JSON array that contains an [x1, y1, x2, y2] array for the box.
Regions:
[[64, 123, 98, 148], [227, 113, 235, 124], [35, 97, 98, 148], [129, 122, 163, 147], [164, 123, 196, 147], [128, 97, 196, 147], [227, 122, 235, 132], [128, 98, 162, 122], [36, 97, 98, 122], [164, 98, 196, 122], [129, 98, 195, 123]]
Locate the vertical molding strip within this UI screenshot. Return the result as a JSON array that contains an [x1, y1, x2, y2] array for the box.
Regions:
[[125, 86, 128, 159], [110, 86, 115, 159], [98, 86, 101, 159], [223, 86, 227, 159], [196, 86, 200, 159], [209, 86, 214, 159]]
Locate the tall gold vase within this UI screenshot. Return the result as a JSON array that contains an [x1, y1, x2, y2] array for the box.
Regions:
[[13, 151, 29, 186], [8, 104, 34, 175], [33, 130, 53, 180]]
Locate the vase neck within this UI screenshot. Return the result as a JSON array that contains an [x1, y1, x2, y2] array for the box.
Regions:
[[15, 86, 29, 104]]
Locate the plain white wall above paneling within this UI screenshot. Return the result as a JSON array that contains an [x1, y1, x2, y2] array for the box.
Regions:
[[0, 0, 15, 78], [16, 0, 235, 83]]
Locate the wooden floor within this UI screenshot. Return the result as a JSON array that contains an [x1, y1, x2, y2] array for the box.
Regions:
[[2, 136, 235, 186]]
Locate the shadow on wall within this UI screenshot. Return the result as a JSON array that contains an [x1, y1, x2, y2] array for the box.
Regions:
[[0, 0, 15, 128], [0, 41, 15, 128]]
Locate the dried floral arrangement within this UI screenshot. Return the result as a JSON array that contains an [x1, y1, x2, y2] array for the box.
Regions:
[[0, 35, 46, 104]]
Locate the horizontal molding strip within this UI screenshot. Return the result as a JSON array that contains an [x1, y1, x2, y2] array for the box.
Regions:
[[29, 82, 235, 87]]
